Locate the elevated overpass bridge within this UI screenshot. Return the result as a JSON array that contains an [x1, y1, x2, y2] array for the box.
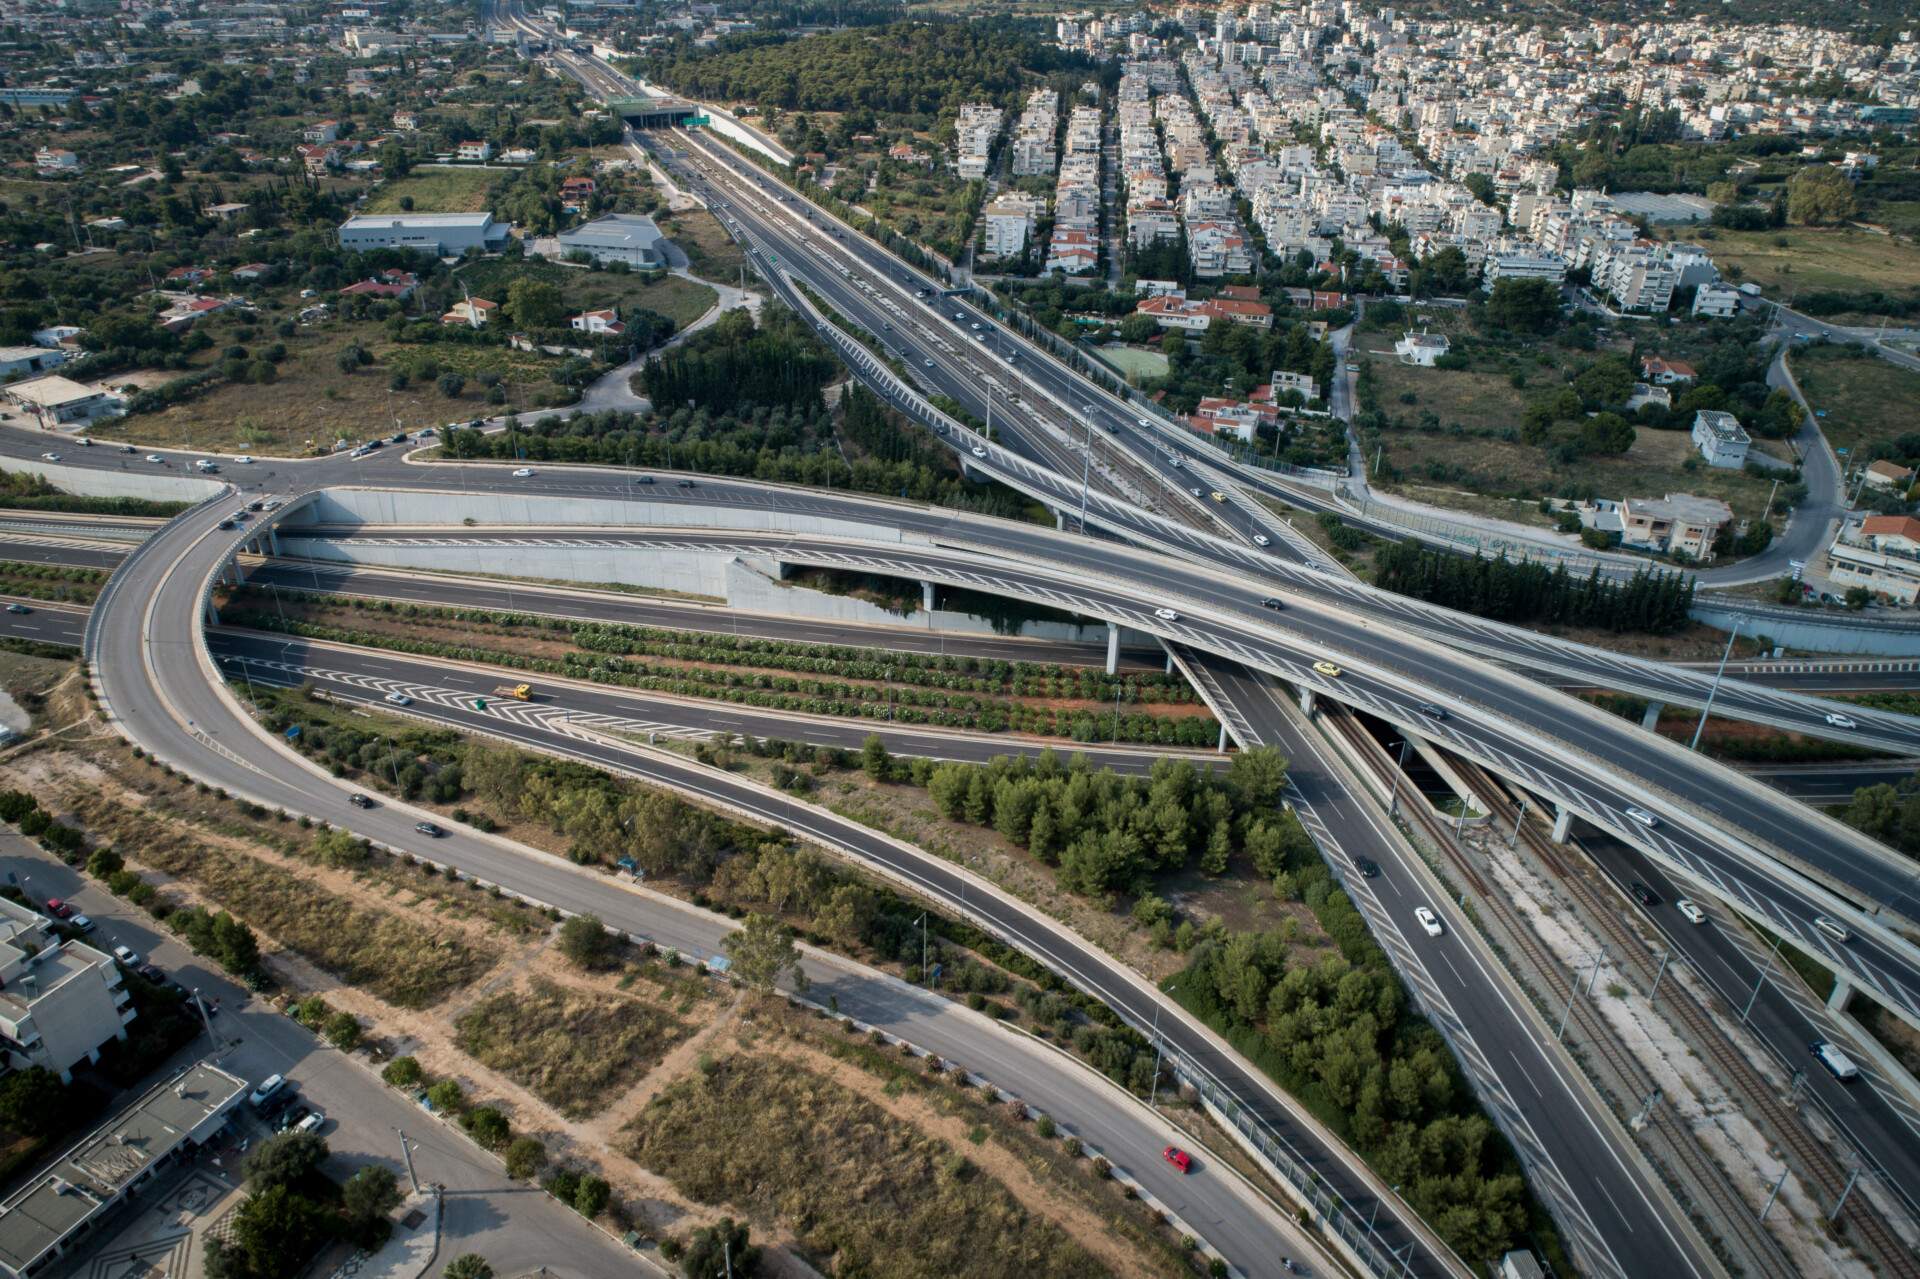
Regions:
[[605, 93, 700, 128]]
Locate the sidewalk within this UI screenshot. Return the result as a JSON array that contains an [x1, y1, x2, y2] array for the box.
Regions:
[[327, 1189, 442, 1279]]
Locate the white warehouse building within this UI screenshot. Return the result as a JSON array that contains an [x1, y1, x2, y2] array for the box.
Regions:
[[337, 212, 513, 255]]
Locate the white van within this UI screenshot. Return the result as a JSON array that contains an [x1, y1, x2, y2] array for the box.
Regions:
[[1813, 915, 1850, 943], [248, 1074, 287, 1108], [1812, 1041, 1860, 1082]]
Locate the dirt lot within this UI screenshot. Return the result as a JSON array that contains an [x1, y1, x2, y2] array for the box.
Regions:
[[360, 168, 501, 215], [656, 207, 752, 288]]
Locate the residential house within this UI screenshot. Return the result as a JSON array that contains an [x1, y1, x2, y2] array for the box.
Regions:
[[888, 143, 932, 167], [456, 140, 493, 162], [1044, 230, 1099, 275], [1395, 329, 1450, 366], [1625, 383, 1671, 412], [1619, 493, 1734, 558], [559, 177, 596, 213], [163, 267, 212, 287], [231, 264, 272, 281], [1692, 409, 1749, 468], [33, 149, 79, 173], [393, 110, 420, 131], [441, 297, 498, 326], [1642, 357, 1696, 385], [302, 120, 340, 144], [1269, 370, 1316, 402], [570, 309, 625, 336], [298, 143, 341, 175], [206, 202, 251, 220], [29, 326, 84, 350], [1863, 460, 1916, 493]]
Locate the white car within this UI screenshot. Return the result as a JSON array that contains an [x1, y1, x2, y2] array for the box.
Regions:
[[970, 446, 987, 458], [231, 455, 254, 464], [1253, 534, 1270, 547], [146, 454, 164, 463], [1676, 899, 1706, 924], [1169, 457, 1183, 469], [112, 944, 142, 966], [1414, 907, 1444, 938], [1824, 712, 1856, 729], [512, 467, 535, 478], [40, 452, 59, 461], [1153, 608, 1178, 621], [384, 692, 412, 706], [294, 1109, 326, 1134], [1624, 806, 1658, 828], [1137, 419, 1150, 428]]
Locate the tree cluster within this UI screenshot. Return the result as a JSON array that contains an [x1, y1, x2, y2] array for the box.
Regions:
[[1373, 543, 1695, 633]]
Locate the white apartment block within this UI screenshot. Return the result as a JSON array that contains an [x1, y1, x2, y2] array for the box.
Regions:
[[0, 898, 136, 1082], [982, 192, 1044, 256], [953, 103, 1002, 181], [1010, 89, 1059, 177], [1482, 238, 1568, 286]]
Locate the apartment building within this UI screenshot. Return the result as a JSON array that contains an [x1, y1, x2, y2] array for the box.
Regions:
[[1619, 493, 1734, 558], [1830, 515, 1920, 605], [982, 192, 1044, 256], [1010, 89, 1059, 177], [1692, 410, 1750, 468], [0, 897, 135, 1082], [953, 103, 1003, 181]]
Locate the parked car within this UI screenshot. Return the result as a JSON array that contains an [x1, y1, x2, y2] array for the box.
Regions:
[[136, 963, 165, 984], [44, 898, 71, 919], [276, 1104, 312, 1132], [249, 1074, 289, 1109], [69, 914, 95, 933], [112, 945, 142, 966]]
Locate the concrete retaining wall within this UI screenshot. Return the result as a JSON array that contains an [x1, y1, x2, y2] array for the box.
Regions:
[[1692, 604, 1920, 656], [284, 486, 911, 546], [10, 458, 225, 503], [279, 534, 1146, 645]]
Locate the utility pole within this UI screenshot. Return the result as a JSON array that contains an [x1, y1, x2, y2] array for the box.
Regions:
[[1742, 933, 1784, 1024], [394, 1128, 420, 1192], [1079, 404, 1094, 533]]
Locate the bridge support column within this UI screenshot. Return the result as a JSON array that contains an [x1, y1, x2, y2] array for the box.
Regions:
[[1218, 721, 1229, 753], [1055, 509, 1066, 532], [1106, 627, 1119, 676], [1828, 975, 1854, 1013], [267, 526, 280, 556], [921, 580, 935, 613], [205, 599, 220, 627], [1299, 687, 1315, 717], [1551, 805, 1573, 844], [227, 556, 245, 586], [1641, 701, 1664, 730]]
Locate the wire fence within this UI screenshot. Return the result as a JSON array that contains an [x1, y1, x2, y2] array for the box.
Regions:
[[1173, 1062, 1410, 1279]]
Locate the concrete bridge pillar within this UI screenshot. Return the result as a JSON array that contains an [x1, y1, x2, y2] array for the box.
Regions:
[[1106, 627, 1120, 675], [921, 580, 936, 613], [267, 526, 280, 556], [1641, 701, 1664, 731], [1828, 974, 1853, 1013], [1551, 805, 1573, 844], [205, 598, 220, 627], [1218, 721, 1229, 753], [1299, 687, 1315, 717], [1055, 508, 1066, 532], [227, 556, 245, 586]]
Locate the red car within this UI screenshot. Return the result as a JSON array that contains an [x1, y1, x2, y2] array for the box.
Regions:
[[44, 899, 72, 919], [1163, 1146, 1191, 1173]]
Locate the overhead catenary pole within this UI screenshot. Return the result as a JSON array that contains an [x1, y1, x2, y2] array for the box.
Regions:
[[1691, 619, 1742, 751]]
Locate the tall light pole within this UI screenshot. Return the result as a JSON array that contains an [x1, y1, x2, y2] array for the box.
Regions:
[[1148, 985, 1176, 1106], [1691, 619, 1742, 751], [393, 1128, 420, 1192], [1079, 404, 1094, 533]]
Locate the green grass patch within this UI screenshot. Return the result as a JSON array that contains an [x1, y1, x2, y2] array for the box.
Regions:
[[1787, 341, 1920, 464], [360, 168, 502, 215]]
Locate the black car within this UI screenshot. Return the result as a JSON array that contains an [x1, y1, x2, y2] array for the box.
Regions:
[[677, 479, 695, 488], [257, 1090, 297, 1121], [1629, 881, 1659, 906], [635, 475, 655, 485], [276, 1103, 312, 1132], [389, 432, 407, 443], [136, 962, 165, 984], [217, 519, 236, 530], [415, 821, 444, 838], [349, 793, 374, 809], [1261, 598, 1284, 610], [1352, 856, 1380, 878], [1418, 703, 1448, 720]]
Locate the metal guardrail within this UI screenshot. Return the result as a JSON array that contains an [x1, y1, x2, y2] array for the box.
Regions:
[[1175, 1063, 1409, 1278]]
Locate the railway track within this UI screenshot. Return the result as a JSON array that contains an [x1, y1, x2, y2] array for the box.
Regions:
[[1448, 751, 1920, 1279]]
